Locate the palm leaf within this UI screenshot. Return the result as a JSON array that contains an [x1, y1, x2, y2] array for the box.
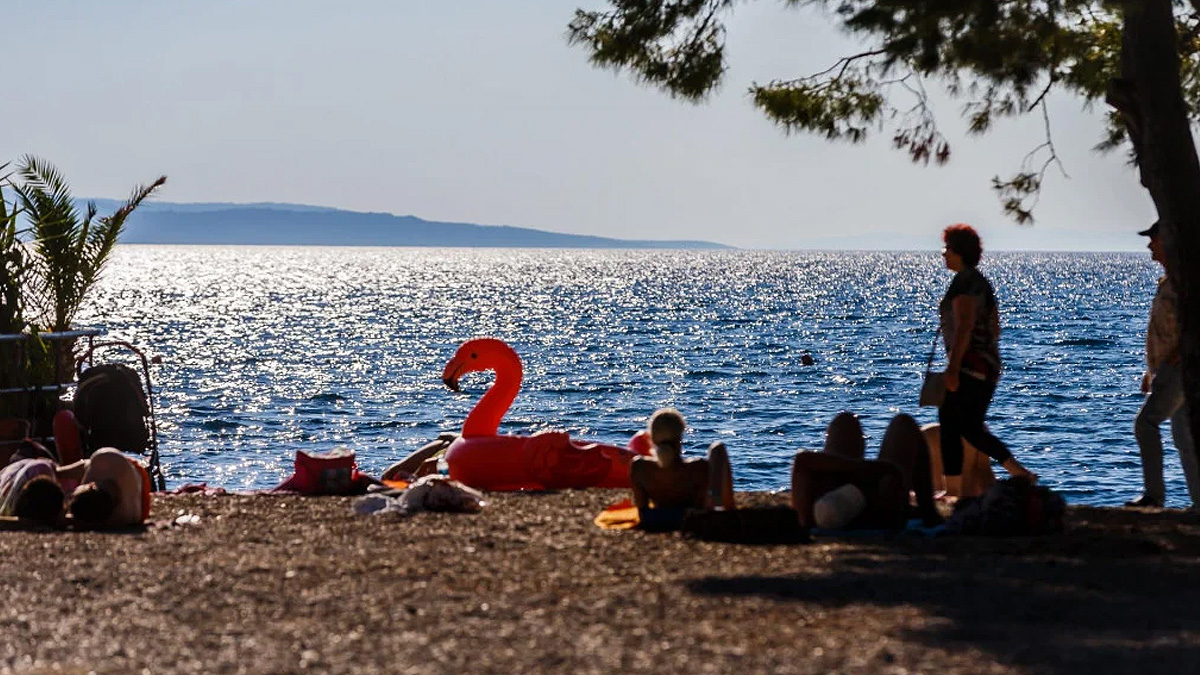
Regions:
[[0, 166, 32, 334], [10, 157, 165, 330], [13, 156, 84, 330], [77, 176, 166, 304]]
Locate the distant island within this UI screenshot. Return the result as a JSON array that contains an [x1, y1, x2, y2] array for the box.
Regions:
[[83, 199, 732, 249]]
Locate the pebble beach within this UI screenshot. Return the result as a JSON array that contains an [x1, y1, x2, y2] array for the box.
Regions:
[[3, 490, 1199, 674]]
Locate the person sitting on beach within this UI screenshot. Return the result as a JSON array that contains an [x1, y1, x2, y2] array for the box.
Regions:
[[922, 423, 996, 499], [68, 448, 151, 529], [381, 433, 459, 483], [629, 408, 735, 527], [790, 412, 942, 530]]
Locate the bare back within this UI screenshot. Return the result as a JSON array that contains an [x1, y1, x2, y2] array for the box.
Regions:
[[630, 457, 710, 510]]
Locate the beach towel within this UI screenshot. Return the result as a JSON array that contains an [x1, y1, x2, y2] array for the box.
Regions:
[[810, 518, 939, 539], [169, 483, 231, 496], [594, 498, 640, 530], [592, 499, 688, 531], [681, 507, 810, 544], [134, 459, 152, 521], [353, 475, 485, 517]]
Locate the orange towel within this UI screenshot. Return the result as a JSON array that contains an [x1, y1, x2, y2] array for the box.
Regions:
[[133, 460, 152, 521], [594, 498, 640, 530]]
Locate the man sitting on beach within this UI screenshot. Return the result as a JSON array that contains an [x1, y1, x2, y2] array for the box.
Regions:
[[629, 408, 735, 528], [68, 448, 151, 528], [381, 433, 459, 483], [791, 412, 942, 530]]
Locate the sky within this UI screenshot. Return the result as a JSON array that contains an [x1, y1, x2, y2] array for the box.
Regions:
[[2, 1, 1161, 250]]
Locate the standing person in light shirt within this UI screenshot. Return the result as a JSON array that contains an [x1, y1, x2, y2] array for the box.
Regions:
[[1126, 221, 1199, 509]]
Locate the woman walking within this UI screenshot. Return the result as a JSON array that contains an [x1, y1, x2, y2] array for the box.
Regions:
[[937, 224, 1036, 495]]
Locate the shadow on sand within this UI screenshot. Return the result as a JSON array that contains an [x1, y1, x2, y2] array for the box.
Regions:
[[685, 507, 1200, 674]]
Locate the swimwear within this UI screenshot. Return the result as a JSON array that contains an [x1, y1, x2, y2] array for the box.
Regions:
[[637, 506, 690, 532]]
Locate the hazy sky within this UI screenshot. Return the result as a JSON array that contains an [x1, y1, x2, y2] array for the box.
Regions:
[[3, 1, 1159, 250]]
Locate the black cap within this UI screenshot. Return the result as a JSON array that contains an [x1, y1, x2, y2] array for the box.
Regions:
[[1138, 220, 1160, 237]]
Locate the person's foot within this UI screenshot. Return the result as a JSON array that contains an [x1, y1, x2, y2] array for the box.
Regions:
[[1124, 494, 1163, 508]]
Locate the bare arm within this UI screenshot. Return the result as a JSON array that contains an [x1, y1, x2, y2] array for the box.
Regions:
[[55, 460, 89, 483], [946, 294, 977, 392], [381, 434, 457, 481]]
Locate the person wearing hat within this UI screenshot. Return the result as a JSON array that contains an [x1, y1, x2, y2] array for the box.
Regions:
[[1127, 220, 1199, 509]]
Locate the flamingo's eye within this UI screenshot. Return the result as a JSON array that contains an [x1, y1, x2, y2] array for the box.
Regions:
[[470, 353, 477, 359]]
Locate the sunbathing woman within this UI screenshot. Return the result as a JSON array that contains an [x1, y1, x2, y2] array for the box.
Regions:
[[791, 412, 942, 530], [68, 448, 151, 529], [629, 408, 735, 528]]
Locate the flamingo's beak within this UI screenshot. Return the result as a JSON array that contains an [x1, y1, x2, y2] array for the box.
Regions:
[[442, 360, 464, 392]]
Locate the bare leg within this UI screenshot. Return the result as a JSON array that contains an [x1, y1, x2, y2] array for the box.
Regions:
[[922, 423, 996, 498], [381, 434, 457, 481], [790, 453, 818, 528], [960, 437, 997, 497], [879, 414, 941, 525], [707, 442, 735, 510], [921, 424, 948, 494]]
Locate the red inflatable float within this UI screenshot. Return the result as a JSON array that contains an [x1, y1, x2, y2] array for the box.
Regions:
[[441, 338, 648, 491]]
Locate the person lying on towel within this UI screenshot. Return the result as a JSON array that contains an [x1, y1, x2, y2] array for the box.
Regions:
[[68, 448, 151, 529], [791, 412, 942, 531], [629, 408, 735, 530]]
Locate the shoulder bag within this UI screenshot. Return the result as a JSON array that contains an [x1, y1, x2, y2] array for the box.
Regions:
[[918, 328, 945, 408]]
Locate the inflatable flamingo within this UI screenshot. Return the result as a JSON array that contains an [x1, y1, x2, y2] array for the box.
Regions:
[[441, 338, 648, 491]]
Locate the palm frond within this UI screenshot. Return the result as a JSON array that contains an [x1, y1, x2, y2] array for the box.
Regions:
[[14, 156, 83, 329], [8, 158, 165, 331], [79, 176, 166, 299], [0, 169, 29, 334]]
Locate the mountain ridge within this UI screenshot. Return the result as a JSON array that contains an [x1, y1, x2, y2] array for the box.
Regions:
[[80, 199, 732, 249]]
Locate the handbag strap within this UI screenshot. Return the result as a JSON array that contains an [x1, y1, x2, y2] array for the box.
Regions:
[[925, 327, 942, 373]]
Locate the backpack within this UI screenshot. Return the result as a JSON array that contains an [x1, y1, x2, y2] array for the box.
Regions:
[[73, 364, 150, 458]]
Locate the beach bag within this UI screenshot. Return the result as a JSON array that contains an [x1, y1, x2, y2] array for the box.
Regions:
[[919, 329, 945, 408], [273, 448, 371, 495], [74, 364, 150, 457], [919, 372, 945, 408], [942, 477, 1067, 536]]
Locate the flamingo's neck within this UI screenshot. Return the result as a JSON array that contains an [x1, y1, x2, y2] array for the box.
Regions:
[[462, 352, 523, 437]]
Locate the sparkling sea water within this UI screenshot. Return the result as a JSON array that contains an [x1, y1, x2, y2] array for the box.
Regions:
[[77, 246, 1181, 507]]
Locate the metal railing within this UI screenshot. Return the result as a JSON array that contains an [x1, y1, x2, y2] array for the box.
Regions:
[[0, 329, 165, 490]]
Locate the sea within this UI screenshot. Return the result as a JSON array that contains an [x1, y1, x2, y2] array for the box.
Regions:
[[73, 246, 1183, 507]]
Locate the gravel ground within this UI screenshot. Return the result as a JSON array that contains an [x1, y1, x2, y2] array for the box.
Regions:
[[1, 490, 1198, 674]]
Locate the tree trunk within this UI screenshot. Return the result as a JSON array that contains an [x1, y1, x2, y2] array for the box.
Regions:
[[1119, 0, 1200, 468]]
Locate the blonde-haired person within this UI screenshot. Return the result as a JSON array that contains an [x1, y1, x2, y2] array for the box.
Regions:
[[629, 408, 735, 529]]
